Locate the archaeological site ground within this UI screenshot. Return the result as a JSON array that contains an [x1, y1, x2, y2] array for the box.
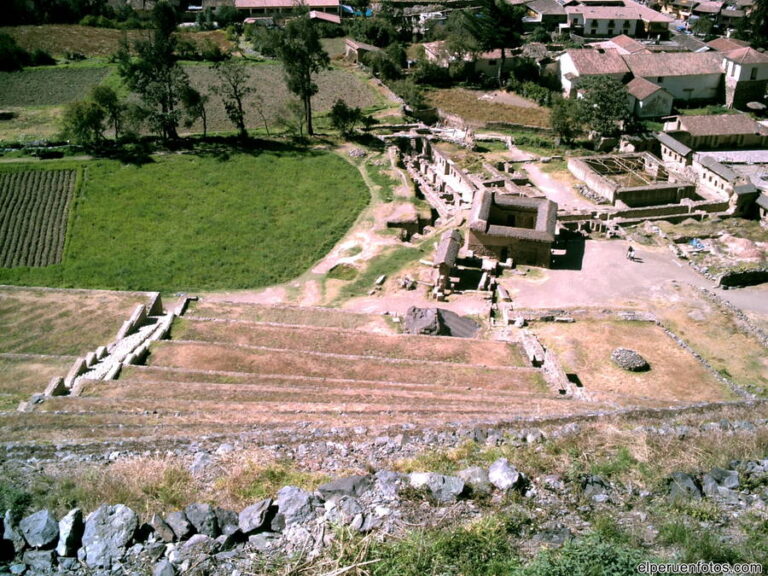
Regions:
[[2, 6, 768, 575]]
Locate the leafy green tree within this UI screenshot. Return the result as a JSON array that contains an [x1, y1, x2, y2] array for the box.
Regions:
[[737, 0, 768, 47], [215, 5, 240, 28], [116, 1, 189, 140], [180, 86, 209, 137], [91, 85, 124, 140], [550, 96, 582, 145], [461, 0, 526, 86], [0, 33, 30, 71], [61, 100, 106, 148], [211, 58, 253, 138], [277, 14, 330, 136], [575, 76, 630, 139], [329, 99, 363, 136]]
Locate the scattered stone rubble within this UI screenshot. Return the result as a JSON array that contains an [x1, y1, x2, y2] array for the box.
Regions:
[[3, 438, 768, 576]]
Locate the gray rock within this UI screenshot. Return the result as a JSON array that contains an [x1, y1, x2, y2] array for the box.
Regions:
[[403, 307, 479, 338], [238, 499, 272, 535], [667, 472, 702, 502], [373, 470, 403, 501], [3, 511, 26, 555], [81, 504, 138, 569], [153, 559, 176, 576], [215, 508, 239, 536], [533, 527, 572, 546], [274, 487, 316, 528], [149, 514, 176, 543], [165, 511, 194, 541], [582, 475, 610, 499], [19, 510, 58, 549], [22, 550, 56, 574], [488, 458, 526, 491], [189, 453, 212, 476], [611, 348, 650, 372], [247, 532, 279, 552], [9, 563, 26, 575], [457, 466, 492, 496], [58, 557, 79, 571], [317, 475, 373, 501], [184, 504, 219, 538], [325, 496, 363, 527], [408, 473, 465, 502], [56, 509, 84, 557], [708, 468, 739, 490]]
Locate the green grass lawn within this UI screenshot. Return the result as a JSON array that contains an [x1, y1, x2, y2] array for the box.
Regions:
[[0, 149, 369, 292]]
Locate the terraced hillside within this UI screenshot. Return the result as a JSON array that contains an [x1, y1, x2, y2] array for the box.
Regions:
[[0, 286, 154, 410], [14, 300, 625, 444]]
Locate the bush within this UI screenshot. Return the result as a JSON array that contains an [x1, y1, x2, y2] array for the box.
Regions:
[[29, 48, 56, 66], [522, 534, 651, 576], [0, 32, 30, 72]]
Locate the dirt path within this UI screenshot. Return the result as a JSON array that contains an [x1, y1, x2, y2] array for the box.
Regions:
[[524, 162, 596, 211]]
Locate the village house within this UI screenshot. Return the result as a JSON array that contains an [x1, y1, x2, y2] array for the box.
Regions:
[[626, 76, 674, 117], [722, 47, 768, 108], [523, 0, 568, 30], [559, 0, 673, 38], [422, 41, 518, 77], [467, 191, 557, 267], [558, 48, 630, 96], [588, 34, 651, 54], [234, 0, 340, 19], [663, 114, 768, 150], [344, 38, 381, 63], [622, 51, 724, 102]]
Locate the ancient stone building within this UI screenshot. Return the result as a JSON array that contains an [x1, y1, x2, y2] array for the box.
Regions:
[[468, 191, 557, 267]]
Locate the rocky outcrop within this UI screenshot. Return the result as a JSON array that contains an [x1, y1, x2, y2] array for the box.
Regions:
[[611, 348, 650, 372]]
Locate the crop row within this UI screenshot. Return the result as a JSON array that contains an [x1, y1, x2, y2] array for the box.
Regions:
[[0, 169, 76, 268]]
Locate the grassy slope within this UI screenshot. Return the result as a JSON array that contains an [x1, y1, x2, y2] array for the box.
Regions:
[[0, 150, 369, 292]]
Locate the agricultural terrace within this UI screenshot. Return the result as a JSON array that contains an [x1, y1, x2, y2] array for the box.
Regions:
[[426, 88, 551, 129], [0, 168, 76, 267], [0, 150, 369, 292], [0, 286, 153, 409]]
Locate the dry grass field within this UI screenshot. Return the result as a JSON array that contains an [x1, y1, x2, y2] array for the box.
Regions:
[[0, 286, 153, 409], [0, 26, 233, 58], [426, 88, 551, 129], [534, 319, 736, 405]]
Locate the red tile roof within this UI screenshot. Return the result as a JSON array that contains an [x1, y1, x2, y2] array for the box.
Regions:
[[677, 114, 768, 136], [724, 46, 768, 64], [564, 48, 630, 75], [706, 36, 750, 52], [623, 51, 723, 76], [626, 76, 665, 99]]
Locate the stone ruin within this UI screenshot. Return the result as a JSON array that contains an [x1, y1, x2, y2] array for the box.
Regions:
[[611, 348, 651, 372]]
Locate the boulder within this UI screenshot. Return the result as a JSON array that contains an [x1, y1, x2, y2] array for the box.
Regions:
[[19, 510, 58, 549], [274, 487, 316, 529], [611, 348, 650, 372], [667, 472, 703, 502], [403, 307, 479, 338], [457, 467, 492, 496], [56, 509, 84, 557], [3, 511, 26, 555], [184, 504, 219, 538], [488, 458, 526, 491], [238, 498, 272, 535], [165, 511, 194, 541], [581, 475, 610, 499], [81, 504, 138, 569], [708, 467, 739, 490], [373, 470, 403, 501], [22, 550, 56, 574], [324, 496, 364, 526], [408, 473, 465, 502], [214, 508, 239, 537], [153, 558, 176, 576], [317, 475, 373, 501], [149, 514, 176, 543]]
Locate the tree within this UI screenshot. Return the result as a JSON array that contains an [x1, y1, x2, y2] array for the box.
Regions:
[[0, 33, 30, 71], [211, 58, 253, 138], [329, 99, 363, 136], [61, 100, 106, 148], [550, 96, 582, 145], [116, 2, 189, 140], [91, 85, 124, 140], [180, 86, 209, 137], [460, 0, 526, 86], [738, 0, 768, 47], [277, 14, 330, 136], [575, 76, 630, 139]]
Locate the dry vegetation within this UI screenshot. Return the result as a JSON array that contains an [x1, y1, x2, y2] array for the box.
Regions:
[[0, 356, 72, 410], [426, 88, 551, 129], [534, 319, 735, 405], [0, 25, 233, 58]]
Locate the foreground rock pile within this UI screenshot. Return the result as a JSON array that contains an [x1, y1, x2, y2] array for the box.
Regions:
[[611, 348, 650, 372], [0, 458, 529, 576]]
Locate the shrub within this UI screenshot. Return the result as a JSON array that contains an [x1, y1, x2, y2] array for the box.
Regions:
[[0, 33, 30, 72], [522, 533, 651, 576]]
